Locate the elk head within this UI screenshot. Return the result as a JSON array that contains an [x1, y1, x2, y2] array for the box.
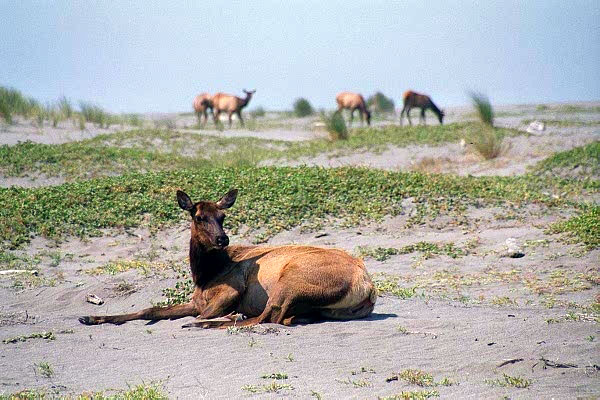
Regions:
[[243, 89, 256, 98], [365, 109, 372, 126], [176, 189, 238, 251], [438, 110, 445, 125]]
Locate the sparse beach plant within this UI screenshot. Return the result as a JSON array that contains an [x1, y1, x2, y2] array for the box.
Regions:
[[249, 106, 266, 118], [321, 110, 348, 140]]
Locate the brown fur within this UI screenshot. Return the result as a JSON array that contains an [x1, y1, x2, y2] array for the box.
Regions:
[[211, 89, 255, 127], [79, 189, 377, 329], [400, 90, 444, 126], [336, 91, 371, 126], [192, 93, 213, 125]]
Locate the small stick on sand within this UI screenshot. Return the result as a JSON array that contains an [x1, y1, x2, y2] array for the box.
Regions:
[[497, 358, 524, 368]]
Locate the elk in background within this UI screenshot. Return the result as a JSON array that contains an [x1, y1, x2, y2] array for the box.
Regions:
[[400, 90, 444, 126], [336, 92, 371, 126], [79, 189, 377, 328], [193, 93, 214, 125], [211, 89, 256, 127]]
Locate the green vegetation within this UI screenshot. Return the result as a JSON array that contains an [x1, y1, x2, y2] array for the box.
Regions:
[[467, 92, 509, 159], [293, 98, 314, 117], [3, 331, 55, 344], [470, 92, 494, 127], [367, 91, 395, 113], [249, 106, 266, 118], [485, 373, 532, 388], [0, 383, 168, 400], [0, 86, 40, 124], [0, 123, 525, 181], [373, 274, 416, 299], [355, 242, 466, 261], [532, 141, 600, 179], [0, 166, 594, 250], [379, 391, 440, 400], [396, 369, 435, 387], [321, 111, 348, 140], [242, 382, 293, 394], [36, 361, 54, 378], [549, 206, 599, 249]]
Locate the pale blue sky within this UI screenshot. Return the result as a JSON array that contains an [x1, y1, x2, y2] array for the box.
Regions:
[[1, 1, 599, 113]]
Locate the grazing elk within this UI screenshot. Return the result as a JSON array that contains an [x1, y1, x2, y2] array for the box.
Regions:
[[336, 92, 371, 126], [211, 89, 255, 127], [79, 189, 377, 328], [400, 90, 444, 126], [192, 93, 214, 125]]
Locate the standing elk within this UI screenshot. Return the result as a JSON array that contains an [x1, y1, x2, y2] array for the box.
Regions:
[[400, 90, 444, 126], [336, 92, 371, 126], [193, 93, 214, 125], [79, 189, 377, 328], [211, 89, 255, 127]]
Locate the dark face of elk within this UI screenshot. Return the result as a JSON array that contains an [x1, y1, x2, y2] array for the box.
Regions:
[[365, 110, 372, 126], [438, 110, 445, 125], [176, 189, 238, 250]]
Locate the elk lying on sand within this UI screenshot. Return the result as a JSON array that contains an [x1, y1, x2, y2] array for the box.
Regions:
[[193, 93, 213, 125], [336, 92, 371, 126], [211, 89, 255, 127], [400, 90, 444, 126], [79, 189, 377, 328]]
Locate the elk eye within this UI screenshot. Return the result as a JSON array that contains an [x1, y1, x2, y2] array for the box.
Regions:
[[195, 216, 205, 223]]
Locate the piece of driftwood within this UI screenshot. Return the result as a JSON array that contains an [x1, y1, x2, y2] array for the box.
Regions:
[[497, 358, 524, 368], [0, 269, 38, 276]]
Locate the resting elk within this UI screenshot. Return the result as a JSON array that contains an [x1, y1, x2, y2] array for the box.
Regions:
[[336, 92, 371, 126], [400, 90, 445, 126], [79, 189, 377, 328], [211, 89, 255, 127], [192, 93, 213, 125]]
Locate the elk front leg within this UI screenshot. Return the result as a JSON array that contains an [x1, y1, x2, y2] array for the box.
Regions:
[[79, 301, 198, 325], [181, 284, 242, 328]]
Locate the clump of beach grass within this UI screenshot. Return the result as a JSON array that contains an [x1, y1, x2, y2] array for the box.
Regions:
[[467, 92, 509, 159], [321, 110, 348, 140]]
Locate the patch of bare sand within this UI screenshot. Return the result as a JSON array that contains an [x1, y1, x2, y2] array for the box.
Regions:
[[1, 206, 598, 398]]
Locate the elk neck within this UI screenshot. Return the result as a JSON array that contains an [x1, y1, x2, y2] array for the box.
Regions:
[[188, 235, 232, 287]]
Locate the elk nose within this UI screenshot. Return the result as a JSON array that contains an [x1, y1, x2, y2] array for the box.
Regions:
[[216, 235, 229, 247]]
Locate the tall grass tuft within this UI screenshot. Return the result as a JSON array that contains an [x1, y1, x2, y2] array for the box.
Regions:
[[467, 93, 508, 159], [469, 126, 509, 160], [470, 92, 494, 127], [79, 102, 109, 128], [57, 96, 73, 119], [0, 86, 40, 123], [293, 98, 314, 117], [321, 111, 348, 140]]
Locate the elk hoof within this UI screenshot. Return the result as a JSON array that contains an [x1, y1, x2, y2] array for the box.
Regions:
[[79, 316, 98, 325]]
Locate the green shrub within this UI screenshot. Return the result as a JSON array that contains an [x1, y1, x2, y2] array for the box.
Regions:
[[293, 98, 314, 117], [367, 91, 395, 113]]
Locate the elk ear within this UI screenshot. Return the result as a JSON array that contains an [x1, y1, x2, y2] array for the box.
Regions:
[[216, 189, 238, 209], [176, 190, 194, 211]]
